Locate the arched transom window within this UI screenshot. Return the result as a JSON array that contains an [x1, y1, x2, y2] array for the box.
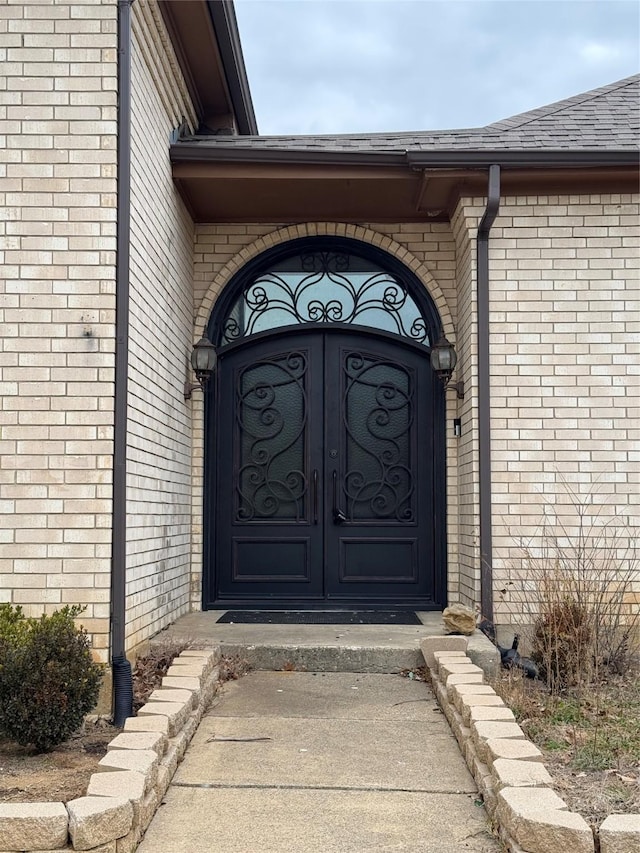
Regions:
[[218, 242, 434, 347]]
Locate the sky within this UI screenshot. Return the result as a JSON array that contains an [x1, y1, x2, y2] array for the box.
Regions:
[[234, 0, 640, 135]]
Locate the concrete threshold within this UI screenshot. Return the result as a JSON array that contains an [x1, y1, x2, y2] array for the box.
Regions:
[[157, 610, 499, 677]]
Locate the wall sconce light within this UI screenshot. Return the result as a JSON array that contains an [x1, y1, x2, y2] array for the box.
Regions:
[[430, 331, 464, 399], [184, 335, 217, 400]]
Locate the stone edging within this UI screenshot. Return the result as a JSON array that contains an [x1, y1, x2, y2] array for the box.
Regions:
[[0, 647, 221, 853], [420, 637, 640, 853]]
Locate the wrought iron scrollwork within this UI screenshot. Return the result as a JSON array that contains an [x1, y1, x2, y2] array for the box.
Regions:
[[236, 352, 308, 521], [342, 352, 414, 522], [221, 250, 430, 346]]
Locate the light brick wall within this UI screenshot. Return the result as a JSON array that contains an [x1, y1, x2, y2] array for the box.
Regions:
[[0, 0, 118, 660], [126, 0, 197, 650], [191, 221, 461, 607], [484, 193, 640, 625], [451, 199, 484, 609]]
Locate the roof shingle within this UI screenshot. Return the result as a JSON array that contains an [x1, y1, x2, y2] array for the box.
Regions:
[[182, 74, 640, 153]]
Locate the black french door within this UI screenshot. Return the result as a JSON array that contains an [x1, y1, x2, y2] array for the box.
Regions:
[[209, 328, 444, 608]]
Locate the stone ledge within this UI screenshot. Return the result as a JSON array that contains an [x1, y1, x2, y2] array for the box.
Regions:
[[498, 787, 593, 853], [1, 647, 221, 853], [0, 802, 68, 852], [421, 640, 613, 853], [66, 796, 132, 851], [599, 813, 640, 853]]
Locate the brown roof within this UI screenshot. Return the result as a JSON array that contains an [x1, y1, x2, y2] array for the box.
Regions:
[[178, 74, 639, 153]]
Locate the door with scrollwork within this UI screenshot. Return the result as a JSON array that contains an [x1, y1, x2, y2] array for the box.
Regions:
[[214, 328, 439, 606], [324, 332, 433, 601]]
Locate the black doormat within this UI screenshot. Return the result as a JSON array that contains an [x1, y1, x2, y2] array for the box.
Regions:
[[215, 610, 422, 625]]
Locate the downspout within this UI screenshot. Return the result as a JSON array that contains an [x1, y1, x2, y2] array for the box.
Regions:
[[111, 0, 134, 726], [477, 164, 501, 621]]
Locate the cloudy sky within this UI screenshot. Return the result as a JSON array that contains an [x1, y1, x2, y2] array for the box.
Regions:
[[234, 0, 639, 135]]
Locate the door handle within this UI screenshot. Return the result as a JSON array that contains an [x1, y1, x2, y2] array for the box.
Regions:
[[332, 470, 347, 524], [312, 469, 318, 524]]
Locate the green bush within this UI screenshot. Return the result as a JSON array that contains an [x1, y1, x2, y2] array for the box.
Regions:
[[0, 604, 103, 752]]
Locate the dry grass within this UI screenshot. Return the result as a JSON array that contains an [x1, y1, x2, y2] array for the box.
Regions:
[[218, 654, 252, 683], [499, 482, 640, 694], [132, 638, 192, 712], [493, 667, 640, 826]]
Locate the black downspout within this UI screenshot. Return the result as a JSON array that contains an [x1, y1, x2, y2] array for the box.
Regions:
[[477, 164, 501, 622], [111, 0, 134, 726]]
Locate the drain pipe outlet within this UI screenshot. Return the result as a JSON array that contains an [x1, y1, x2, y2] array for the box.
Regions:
[[111, 0, 134, 725], [477, 164, 501, 622]]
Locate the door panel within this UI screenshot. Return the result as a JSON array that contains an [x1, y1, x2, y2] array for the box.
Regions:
[[216, 334, 324, 599], [213, 329, 438, 606], [324, 334, 433, 601]]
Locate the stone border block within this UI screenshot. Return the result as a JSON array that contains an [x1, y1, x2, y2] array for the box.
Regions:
[[137, 700, 190, 737], [492, 758, 553, 790], [115, 826, 140, 853], [599, 814, 640, 853], [97, 749, 159, 792], [159, 675, 202, 701], [420, 646, 606, 853], [0, 803, 68, 852], [438, 661, 483, 680], [164, 664, 207, 686], [66, 796, 133, 851], [147, 688, 196, 710], [497, 787, 594, 853], [467, 705, 515, 724], [484, 737, 544, 765], [75, 840, 117, 853], [107, 731, 166, 758], [86, 771, 146, 823], [0, 647, 222, 853], [123, 714, 170, 736], [451, 683, 497, 714], [420, 636, 467, 670], [445, 672, 484, 700], [138, 789, 159, 834], [174, 649, 217, 672]]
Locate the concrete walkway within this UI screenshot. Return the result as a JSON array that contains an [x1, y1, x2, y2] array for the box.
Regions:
[[138, 671, 500, 852]]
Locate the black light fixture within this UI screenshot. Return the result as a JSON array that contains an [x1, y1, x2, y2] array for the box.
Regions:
[[430, 331, 464, 399], [184, 336, 217, 400]]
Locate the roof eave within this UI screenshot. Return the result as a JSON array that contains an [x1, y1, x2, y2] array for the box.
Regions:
[[159, 0, 257, 135], [205, 1, 257, 135]]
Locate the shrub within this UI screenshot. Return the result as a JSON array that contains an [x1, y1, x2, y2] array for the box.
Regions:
[[500, 482, 639, 693], [0, 605, 103, 752], [532, 598, 593, 690]]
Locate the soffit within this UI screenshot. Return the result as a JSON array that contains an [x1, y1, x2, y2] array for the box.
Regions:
[[159, 0, 257, 134], [170, 156, 638, 223]]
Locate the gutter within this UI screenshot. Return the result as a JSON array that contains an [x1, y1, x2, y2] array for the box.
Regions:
[[170, 143, 639, 169], [407, 149, 639, 168], [476, 165, 501, 622], [170, 144, 408, 168], [111, 0, 134, 725]]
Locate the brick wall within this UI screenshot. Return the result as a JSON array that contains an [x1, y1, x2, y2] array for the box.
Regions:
[[485, 193, 640, 626], [126, 0, 196, 650], [0, 0, 118, 660], [451, 199, 484, 609]]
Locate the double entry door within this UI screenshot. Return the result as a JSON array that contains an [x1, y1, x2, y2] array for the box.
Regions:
[[212, 328, 440, 607]]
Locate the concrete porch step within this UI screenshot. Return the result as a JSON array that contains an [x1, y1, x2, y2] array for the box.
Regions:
[[157, 611, 499, 678]]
